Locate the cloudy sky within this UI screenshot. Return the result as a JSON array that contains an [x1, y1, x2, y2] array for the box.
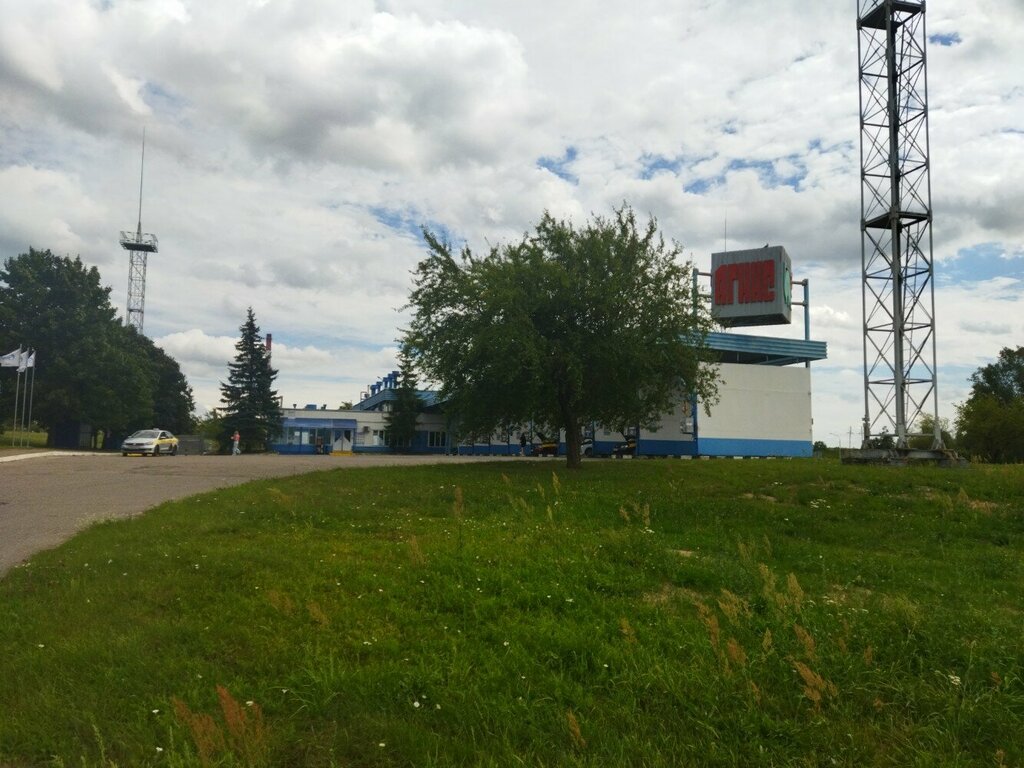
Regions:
[[2, 0, 1021, 445]]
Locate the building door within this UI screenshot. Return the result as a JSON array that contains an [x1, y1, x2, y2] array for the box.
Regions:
[[333, 429, 353, 453]]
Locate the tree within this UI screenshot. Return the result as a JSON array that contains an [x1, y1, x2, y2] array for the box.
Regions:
[[967, 346, 1024, 404], [956, 394, 1024, 463], [0, 248, 194, 447], [219, 308, 282, 452], [385, 346, 423, 452], [866, 427, 895, 450], [87, 323, 195, 448], [908, 413, 953, 451], [955, 346, 1024, 462], [134, 330, 195, 436], [194, 408, 226, 450], [404, 205, 719, 469]]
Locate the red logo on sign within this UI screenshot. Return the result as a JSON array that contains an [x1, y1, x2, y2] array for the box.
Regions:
[[713, 259, 776, 305]]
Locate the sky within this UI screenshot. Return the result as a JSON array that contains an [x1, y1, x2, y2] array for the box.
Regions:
[[1, 0, 1021, 446]]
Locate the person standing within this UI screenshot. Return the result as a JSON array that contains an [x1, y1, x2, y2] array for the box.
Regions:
[[232, 429, 241, 455], [519, 433, 527, 456]]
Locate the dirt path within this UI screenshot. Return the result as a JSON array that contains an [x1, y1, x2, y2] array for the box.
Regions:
[[0, 452, 519, 576]]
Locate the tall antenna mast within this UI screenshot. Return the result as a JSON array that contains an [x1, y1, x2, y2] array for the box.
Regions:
[[120, 128, 159, 334], [856, 0, 942, 451], [137, 127, 146, 236]]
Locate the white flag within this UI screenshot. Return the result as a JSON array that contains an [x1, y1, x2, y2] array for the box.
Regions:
[[0, 347, 21, 367], [17, 349, 29, 373], [25, 351, 36, 369]]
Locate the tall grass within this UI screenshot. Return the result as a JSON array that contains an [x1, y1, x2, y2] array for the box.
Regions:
[[0, 459, 1021, 766]]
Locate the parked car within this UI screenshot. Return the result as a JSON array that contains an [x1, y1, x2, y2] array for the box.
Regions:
[[122, 429, 179, 456], [611, 436, 637, 457], [534, 438, 559, 457]]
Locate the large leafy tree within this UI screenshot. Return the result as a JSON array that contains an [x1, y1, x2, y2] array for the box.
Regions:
[[967, 346, 1024, 403], [0, 248, 193, 446], [955, 346, 1024, 462], [133, 331, 195, 436], [404, 205, 719, 468], [219, 307, 282, 452]]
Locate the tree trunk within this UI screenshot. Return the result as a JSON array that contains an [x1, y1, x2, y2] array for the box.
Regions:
[[562, 408, 582, 470]]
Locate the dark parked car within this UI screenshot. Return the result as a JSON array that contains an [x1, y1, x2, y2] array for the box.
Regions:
[[611, 436, 637, 457]]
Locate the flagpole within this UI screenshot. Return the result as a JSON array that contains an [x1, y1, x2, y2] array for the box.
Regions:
[[11, 360, 21, 447], [25, 351, 37, 448], [19, 365, 29, 446]]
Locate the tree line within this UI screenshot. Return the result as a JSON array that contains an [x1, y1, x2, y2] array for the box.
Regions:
[[0, 248, 194, 448], [954, 345, 1024, 463], [8, 224, 1014, 464]]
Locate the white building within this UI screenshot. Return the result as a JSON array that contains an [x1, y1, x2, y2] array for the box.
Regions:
[[274, 246, 826, 458]]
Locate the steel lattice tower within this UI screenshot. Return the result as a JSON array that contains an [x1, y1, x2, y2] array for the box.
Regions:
[[857, 0, 943, 450], [120, 131, 158, 334]]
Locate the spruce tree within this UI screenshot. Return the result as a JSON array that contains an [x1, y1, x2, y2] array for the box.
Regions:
[[219, 307, 283, 452], [385, 346, 423, 452]]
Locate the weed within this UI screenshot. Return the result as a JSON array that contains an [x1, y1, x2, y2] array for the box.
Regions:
[[172, 685, 269, 767], [408, 535, 426, 566], [618, 500, 652, 530], [792, 623, 816, 661], [619, 616, 637, 645], [790, 659, 838, 711], [566, 709, 586, 751]]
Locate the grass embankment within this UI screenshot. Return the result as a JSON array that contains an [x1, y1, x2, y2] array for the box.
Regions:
[[1, 460, 1022, 766], [0, 429, 48, 454]]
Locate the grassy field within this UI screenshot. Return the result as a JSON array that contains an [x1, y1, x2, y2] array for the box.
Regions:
[[0, 428, 48, 453], [1, 459, 1021, 766]]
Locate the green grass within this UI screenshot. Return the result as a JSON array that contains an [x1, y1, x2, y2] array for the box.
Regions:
[[0, 428, 48, 450], [1, 459, 1022, 766]]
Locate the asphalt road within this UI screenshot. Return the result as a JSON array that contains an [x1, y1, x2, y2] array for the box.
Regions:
[[0, 452, 517, 576]]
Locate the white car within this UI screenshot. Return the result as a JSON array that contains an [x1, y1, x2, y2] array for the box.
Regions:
[[122, 429, 179, 456]]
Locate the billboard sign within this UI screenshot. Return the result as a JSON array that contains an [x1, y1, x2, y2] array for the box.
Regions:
[[711, 246, 792, 327]]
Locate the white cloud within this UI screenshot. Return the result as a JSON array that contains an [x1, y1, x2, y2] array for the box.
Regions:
[[0, 165, 110, 257], [102, 64, 152, 117]]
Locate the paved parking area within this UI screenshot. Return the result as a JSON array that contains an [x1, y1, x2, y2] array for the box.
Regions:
[[0, 452, 516, 575]]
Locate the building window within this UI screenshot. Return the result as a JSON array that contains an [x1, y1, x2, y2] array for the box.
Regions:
[[371, 429, 389, 446], [427, 431, 447, 448]]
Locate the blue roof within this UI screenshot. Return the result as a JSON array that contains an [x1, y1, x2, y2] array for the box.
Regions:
[[707, 332, 827, 366], [352, 389, 444, 412]]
